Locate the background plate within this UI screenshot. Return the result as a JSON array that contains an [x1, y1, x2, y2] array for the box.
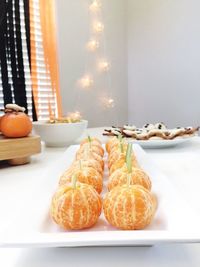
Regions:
[[128, 137, 195, 149]]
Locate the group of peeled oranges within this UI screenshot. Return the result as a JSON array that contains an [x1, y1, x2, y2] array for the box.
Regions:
[[104, 137, 157, 230], [51, 137, 103, 230], [0, 104, 32, 138], [50, 136, 157, 231]]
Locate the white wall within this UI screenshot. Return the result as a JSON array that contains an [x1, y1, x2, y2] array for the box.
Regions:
[[56, 0, 128, 127], [127, 0, 200, 127]]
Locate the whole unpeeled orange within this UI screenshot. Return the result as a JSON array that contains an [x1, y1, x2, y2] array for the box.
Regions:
[[1, 112, 32, 138]]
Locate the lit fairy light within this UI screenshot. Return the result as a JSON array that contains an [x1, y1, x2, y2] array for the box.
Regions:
[[86, 39, 99, 52], [89, 0, 102, 12], [79, 75, 94, 89], [101, 97, 115, 109], [98, 60, 111, 72], [74, 0, 115, 113], [93, 22, 104, 33], [106, 98, 115, 108]]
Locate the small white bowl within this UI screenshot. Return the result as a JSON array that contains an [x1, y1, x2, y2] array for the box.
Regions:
[[33, 120, 88, 147]]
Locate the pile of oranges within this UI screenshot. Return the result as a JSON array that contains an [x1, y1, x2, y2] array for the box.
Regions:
[[50, 136, 157, 231]]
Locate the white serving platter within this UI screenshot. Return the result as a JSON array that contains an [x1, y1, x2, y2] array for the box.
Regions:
[[1, 144, 200, 248], [128, 137, 195, 149]]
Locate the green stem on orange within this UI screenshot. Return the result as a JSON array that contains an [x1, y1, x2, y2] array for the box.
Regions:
[[88, 135, 92, 149], [83, 143, 90, 159], [127, 173, 132, 187], [79, 159, 82, 170], [118, 134, 124, 153], [120, 143, 124, 153], [126, 143, 132, 170], [72, 174, 77, 189], [126, 143, 133, 187]]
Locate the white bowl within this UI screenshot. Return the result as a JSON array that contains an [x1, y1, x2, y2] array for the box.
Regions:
[[33, 120, 88, 147]]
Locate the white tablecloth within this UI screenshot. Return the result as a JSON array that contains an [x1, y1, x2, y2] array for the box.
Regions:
[[0, 128, 200, 267]]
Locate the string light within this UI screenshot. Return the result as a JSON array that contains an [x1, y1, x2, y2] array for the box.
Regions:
[[101, 97, 115, 109], [107, 98, 115, 108], [75, 1, 114, 117], [86, 39, 99, 52], [79, 75, 94, 89], [89, 0, 101, 12], [93, 21, 104, 33], [98, 60, 111, 72]]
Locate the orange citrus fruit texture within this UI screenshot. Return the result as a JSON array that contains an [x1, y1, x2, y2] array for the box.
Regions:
[[50, 137, 104, 230], [103, 184, 156, 230], [59, 166, 103, 194], [50, 136, 157, 231], [104, 136, 157, 230], [107, 165, 152, 191], [51, 182, 102, 230]]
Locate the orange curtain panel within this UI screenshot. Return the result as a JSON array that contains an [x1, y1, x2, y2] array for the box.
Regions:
[[30, 0, 63, 119]]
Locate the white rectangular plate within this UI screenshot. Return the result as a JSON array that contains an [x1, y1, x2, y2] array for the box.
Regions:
[[1, 144, 200, 247]]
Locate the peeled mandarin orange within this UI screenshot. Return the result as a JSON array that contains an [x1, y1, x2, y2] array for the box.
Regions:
[[80, 137, 102, 146], [78, 143, 104, 157], [76, 150, 104, 170], [108, 150, 138, 169], [108, 151, 124, 168], [51, 183, 102, 230], [103, 184, 156, 230], [107, 166, 151, 191], [59, 167, 103, 194], [71, 159, 103, 175], [1, 112, 32, 138], [109, 157, 140, 175], [106, 137, 119, 154], [108, 143, 128, 159]]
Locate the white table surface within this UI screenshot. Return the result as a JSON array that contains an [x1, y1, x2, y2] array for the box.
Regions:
[[1, 128, 200, 267]]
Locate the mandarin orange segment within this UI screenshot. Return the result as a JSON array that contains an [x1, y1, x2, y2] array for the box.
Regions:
[[103, 185, 156, 230]]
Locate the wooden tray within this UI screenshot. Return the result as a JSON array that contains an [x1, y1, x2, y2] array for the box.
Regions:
[[0, 134, 41, 165]]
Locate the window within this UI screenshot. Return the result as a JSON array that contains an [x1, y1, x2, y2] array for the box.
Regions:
[[0, 0, 62, 121]]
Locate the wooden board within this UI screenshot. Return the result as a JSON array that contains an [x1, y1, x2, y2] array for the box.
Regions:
[[0, 134, 41, 163]]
